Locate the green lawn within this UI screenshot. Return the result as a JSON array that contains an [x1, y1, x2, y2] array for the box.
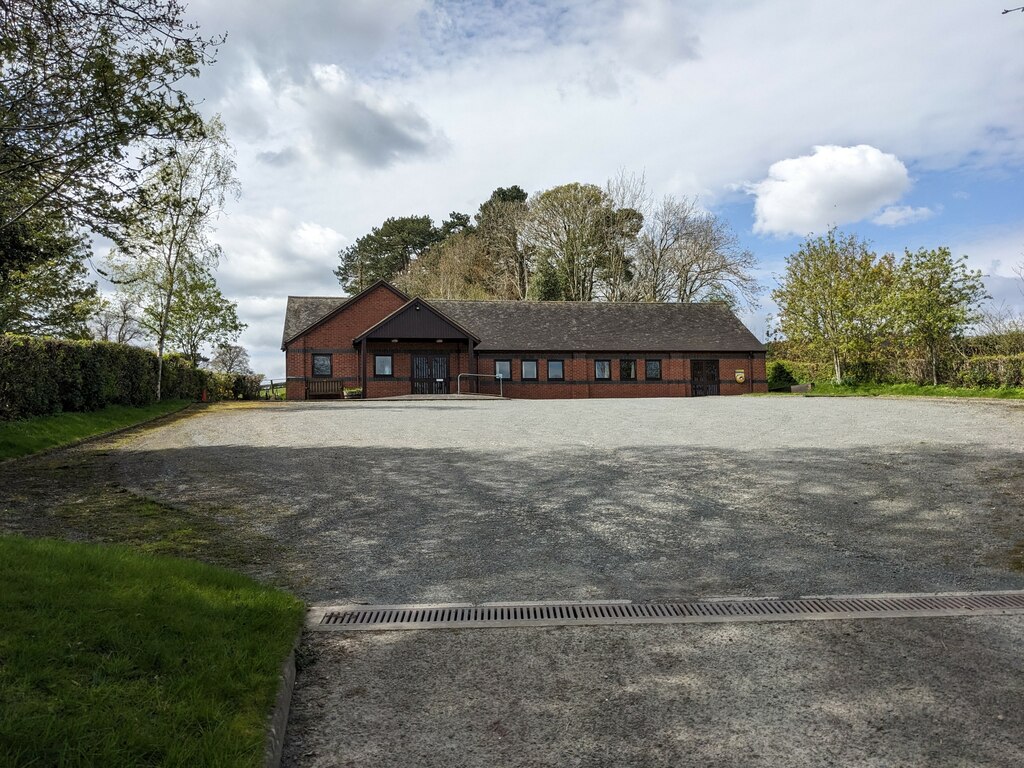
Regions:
[[0, 400, 191, 459], [790, 382, 1024, 399], [0, 536, 304, 767]]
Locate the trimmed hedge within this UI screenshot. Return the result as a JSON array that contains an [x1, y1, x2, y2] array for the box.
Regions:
[[768, 359, 828, 385], [0, 336, 262, 421], [951, 354, 1024, 389], [768, 354, 1024, 390]]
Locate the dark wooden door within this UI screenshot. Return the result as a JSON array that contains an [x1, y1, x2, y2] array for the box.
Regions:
[[691, 359, 720, 397], [411, 354, 449, 394]]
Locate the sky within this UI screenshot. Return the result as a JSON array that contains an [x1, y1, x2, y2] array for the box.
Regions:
[[103, 0, 1024, 379]]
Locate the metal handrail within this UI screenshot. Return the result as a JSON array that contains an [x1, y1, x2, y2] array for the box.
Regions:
[[456, 372, 504, 397]]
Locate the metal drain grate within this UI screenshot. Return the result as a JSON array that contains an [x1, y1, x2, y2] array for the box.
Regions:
[[310, 591, 1024, 632]]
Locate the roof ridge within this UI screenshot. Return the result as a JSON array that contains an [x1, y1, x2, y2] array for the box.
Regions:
[[433, 298, 727, 306]]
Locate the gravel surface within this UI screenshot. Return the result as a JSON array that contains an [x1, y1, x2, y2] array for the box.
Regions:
[[283, 616, 1024, 768], [116, 397, 1024, 604], [10, 396, 1023, 767]]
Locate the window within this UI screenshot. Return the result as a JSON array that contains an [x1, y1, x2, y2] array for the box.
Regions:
[[495, 359, 512, 380], [620, 359, 637, 380], [522, 359, 538, 380], [645, 359, 662, 380], [312, 353, 332, 377], [374, 355, 393, 377], [595, 359, 611, 380], [548, 359, 564, 380]]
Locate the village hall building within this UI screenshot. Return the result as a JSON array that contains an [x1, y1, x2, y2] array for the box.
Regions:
[[282, 280, 767, 400]]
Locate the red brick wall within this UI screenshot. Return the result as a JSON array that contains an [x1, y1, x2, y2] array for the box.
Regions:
[[363, 342, 472, 398], [284, 287, 767, 399], [284, 284, 407, 397]]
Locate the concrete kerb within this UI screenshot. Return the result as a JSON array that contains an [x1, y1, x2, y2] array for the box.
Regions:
[[264, 629, 302, 768]]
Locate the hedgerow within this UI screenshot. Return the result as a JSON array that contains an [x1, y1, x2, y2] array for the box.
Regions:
[[0, 335, 260, 420]]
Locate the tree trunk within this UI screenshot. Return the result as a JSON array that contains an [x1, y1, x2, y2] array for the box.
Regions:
[[832, 350, 843, 384], [931, 346, 938, 386], [156, 336, 164, 401]]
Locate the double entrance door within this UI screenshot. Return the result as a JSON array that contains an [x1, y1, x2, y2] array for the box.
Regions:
[[691, 359, 720, 397], [411, 354, 449, 394]]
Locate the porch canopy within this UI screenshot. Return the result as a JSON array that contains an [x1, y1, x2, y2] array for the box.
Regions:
[[353, 297, 480, 345]]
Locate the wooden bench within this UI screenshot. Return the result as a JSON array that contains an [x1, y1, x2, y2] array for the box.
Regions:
[[307, 379, 346, 398]]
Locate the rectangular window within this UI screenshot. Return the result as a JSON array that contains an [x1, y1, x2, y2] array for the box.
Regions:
[[495, 359, 512, 380], [595, 359, 611, 380], [548, 359, 564, 380], [374, 355, 393, 377], [312, 353, 332, 377], [522, 359, 538, 380], [645, 359, 662, 380], [620, 359, 637, 380]]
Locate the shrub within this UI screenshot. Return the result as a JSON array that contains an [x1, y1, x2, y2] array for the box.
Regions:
[[766, 361, 797, 391], [0, 335, 222, 420], [952, 355, 1024, 389], [767, 359, 825, 385]]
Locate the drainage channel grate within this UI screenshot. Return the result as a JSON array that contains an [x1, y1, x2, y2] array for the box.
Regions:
[[311, 592, 1024, 632]]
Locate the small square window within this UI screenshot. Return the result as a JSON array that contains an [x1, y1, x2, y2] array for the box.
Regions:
[[495, 359, 512, 380], [620, 359, 637, 380], [548, 359, 564, 380], [374, 355, 393, 377], [312, 353, 332, 377], [595, 359, 611, 380], [522, 360, 538, 380], [645, 359, 662, 380]]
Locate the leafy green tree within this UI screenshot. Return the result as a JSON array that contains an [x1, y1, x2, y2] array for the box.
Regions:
[[895, 247, 987, 385], [597, 206, 643, 301], [334, 215, 440, 293], [165, 266, 245, 367], [772, 228, 895, 383], [0, 222, 97, 337], [0, 0, 221, 252], [523, 183, 639, 301], [529, 254, 566, 300], [104, 117, 238, 398], [395, 231, 494, 300], [475, 185, 531, 299], [439, 211, 473, 238]]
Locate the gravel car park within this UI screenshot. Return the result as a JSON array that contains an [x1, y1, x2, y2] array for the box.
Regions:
[[7, 396, 1024, 766], [116, 397, 1024, 605]]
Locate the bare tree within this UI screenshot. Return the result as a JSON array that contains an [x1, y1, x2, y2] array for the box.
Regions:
[[634, 194, 700, 302], [209, 343, 252, 375], [666, 212, 760, 308], [91, 294, 144, 344]]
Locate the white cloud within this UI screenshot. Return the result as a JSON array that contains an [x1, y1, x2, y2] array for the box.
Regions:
[[952, 228, 1024, 279], [167, 1, 1024, 378], [748, 145, 910, 237], [872, 205, 936, 228], [214, 207, 346, 298]]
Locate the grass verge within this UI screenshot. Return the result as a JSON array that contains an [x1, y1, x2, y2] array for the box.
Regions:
[[0, 535, 304, 767], [0, 400, 192, 460], [767, 382, 1024, 399]]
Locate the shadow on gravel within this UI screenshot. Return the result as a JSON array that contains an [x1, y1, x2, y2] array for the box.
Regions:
[[98, 441, 1024, 603], [283, 616, 1024, 768]]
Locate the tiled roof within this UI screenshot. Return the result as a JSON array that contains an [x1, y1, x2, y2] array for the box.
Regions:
[[431, 299, 765, 352], [281, 296, 346, 347], [284, 291, 764, 353]]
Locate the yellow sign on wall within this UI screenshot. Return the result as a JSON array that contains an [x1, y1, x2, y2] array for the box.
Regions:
[[735, 369, 746, 384]]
